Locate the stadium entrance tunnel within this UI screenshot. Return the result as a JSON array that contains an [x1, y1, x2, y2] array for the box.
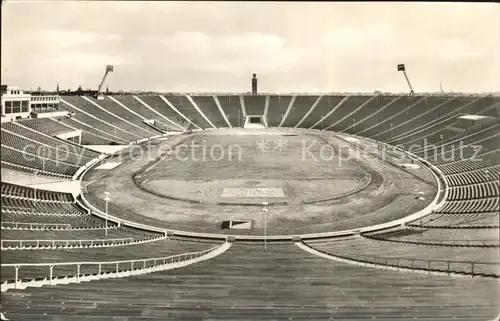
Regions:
[[220, 219, 252, 230]]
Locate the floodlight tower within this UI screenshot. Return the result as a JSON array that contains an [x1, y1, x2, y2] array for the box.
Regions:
[[397, 64, 414, 96], [97, 65, 114, 100]]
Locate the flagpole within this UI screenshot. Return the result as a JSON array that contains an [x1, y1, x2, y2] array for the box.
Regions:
[[262, 202, 268, 251]]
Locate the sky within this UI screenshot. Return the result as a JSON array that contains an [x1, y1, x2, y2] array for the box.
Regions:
[[2, 1, 499, 93]]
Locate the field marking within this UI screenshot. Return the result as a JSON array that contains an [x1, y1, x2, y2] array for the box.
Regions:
[[149, 176, 360, 181], [221, 188, 286, 198]]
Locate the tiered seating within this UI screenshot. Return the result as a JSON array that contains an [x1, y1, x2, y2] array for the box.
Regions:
[[1, 244, 497, 320], [266, 95, 292, 127], [2, 196, 87, 215], [89, 96, 161, 137], [59, 97, 138, 142], [190, 96, 228, 128], [426, 126, 500, 164], [243, 95, 266, 115], [307, 237, 498, 276], [412, 212, 499, 228], [366, 96, 451, 140], [352, 96, 425, 137], [216, 95, 244, 127], [319, 95, 373, 130], [112, 96, 162, 120], [0, 239, 216, 281], [0, 146, 78, 178], [107, 96, 181, 132], [2, 122, 99, 159], [445, 165, 500, 186], [281, 95, 319, 128], [308, 238, 496, 261], [0, 226, 159, 241], [388, 96, 498, 147], [163, 95, 212, 129], [417, 123, 500, 158], [58, 117, 125, 145], [376, 228, 498, 243], [300, 95, 346, 129], [438, 149, 500, 175], [18, 118, 75, 136], [0, 130, 90, 167], [1, 182, 73, 202], [330, 96, 398, 133], [1, 211, 107, 228], [67, 96, 146, 141], [436, 198, 499, 214], [138, 95, 187, 128], [373, 97, 474, 143], [447, 181, 499, 200]]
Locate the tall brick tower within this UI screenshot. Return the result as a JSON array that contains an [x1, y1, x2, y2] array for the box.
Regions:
[[251, 73, 258, 95]]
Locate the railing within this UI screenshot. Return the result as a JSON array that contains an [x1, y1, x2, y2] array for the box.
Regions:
[[1, 208, 84, 217], [0, 193, 72, 204], [1, 237, 136, 249], [367, 235, 499, 247], [310, 246, 499, 278], [1, 246, 218, 289], [1, 222, 71, 229], [1, 235, 168, 250], [407, 222, 500, 229]]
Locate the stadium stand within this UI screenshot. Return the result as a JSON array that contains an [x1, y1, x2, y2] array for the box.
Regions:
[[1, 92, 499, 320], [305, 236, 498, 276], [1, 130, 90, 167], [85, 96, 161, 137], [59, 97, 139, 142], [216, 95, 244, 127], [111, 96, 162, 120], [299, 95, 346, 129], [0, 243, 497, 320], [369, 228, 498, 246], [0, 145, 79, 178], [281, 95, 320, 128], [1, 122, 99, 159], [18, 118, 75, 136], [265, 95, 292, 127], [190, 96, 228, 128], [161, 95, 211, 129], [0, 238, 215, 281], [137, 95, 187, 129], [353, 96, 426, 137], [58, 116, 127, 145], [243, 95, 266, 115], [1, 182, 73, 202], [410, 212, 499, 228]]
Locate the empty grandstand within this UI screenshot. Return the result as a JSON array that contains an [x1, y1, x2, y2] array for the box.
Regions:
[[2, 85, 499, 319], [1, 2, 499, 319]]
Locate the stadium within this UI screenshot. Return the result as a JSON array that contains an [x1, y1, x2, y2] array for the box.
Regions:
[[1, 2, 499, 320]]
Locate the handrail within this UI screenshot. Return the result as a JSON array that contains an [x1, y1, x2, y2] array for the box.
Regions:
[[1, 243, 229, 292], [1, 208, 84, 217], [301, 242, 499, 278], [0, 194, 72, 204], [0, 222, 71, 228], [0, 235, 169, 250], [364, 234, 499, 247], [2, 237, 133, 244], [327, 250, 498, 265], [1, 246, 217, 268]]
